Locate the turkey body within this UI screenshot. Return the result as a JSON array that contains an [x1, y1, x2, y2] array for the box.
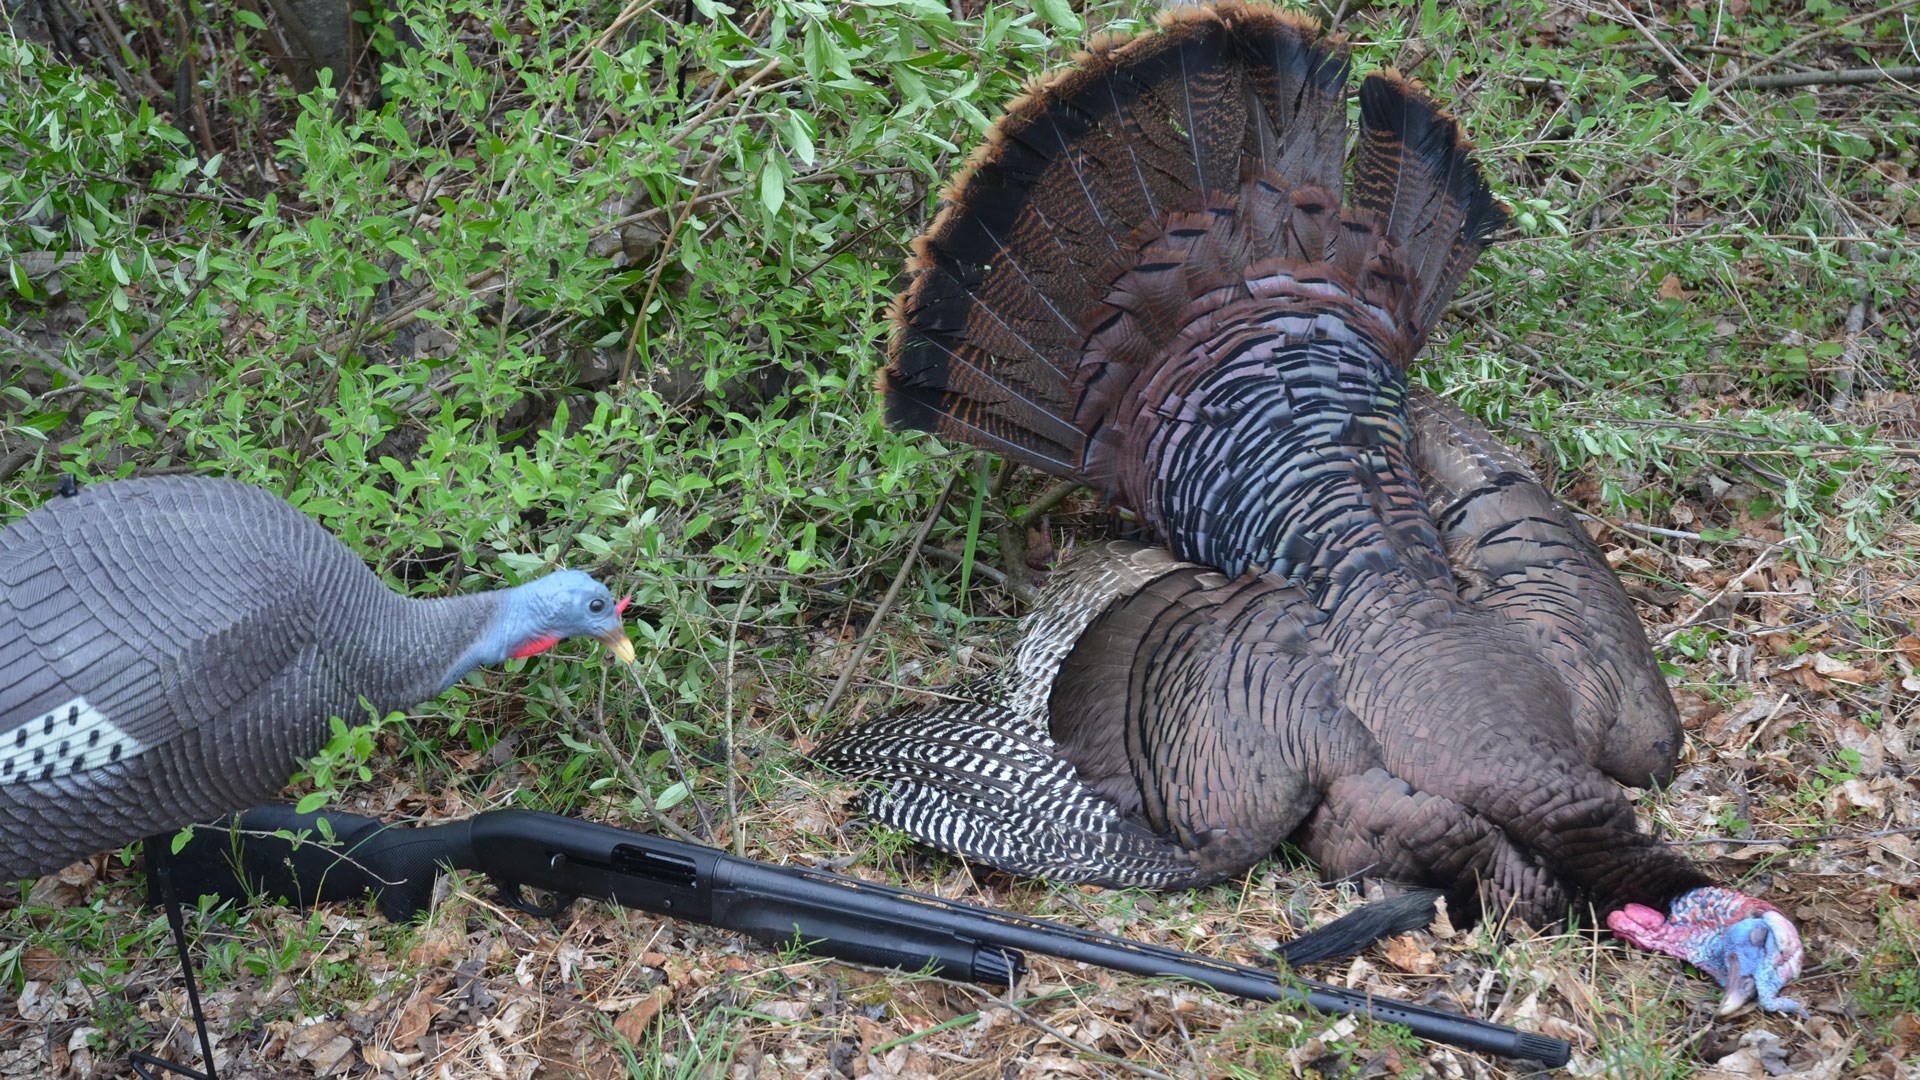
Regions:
[[1, 475, 630, 880], [822, 1, 1802, 1012], [830, 395, 1705, 925]]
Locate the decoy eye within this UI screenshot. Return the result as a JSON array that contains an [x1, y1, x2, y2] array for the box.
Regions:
[[589, 598, 607, 614]]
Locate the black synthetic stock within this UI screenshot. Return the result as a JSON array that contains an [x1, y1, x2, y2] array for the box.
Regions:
[[151, 803, 471, 920], [159, 806, 1569, 1067]]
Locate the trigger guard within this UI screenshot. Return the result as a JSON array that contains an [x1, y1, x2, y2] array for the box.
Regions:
[[495, 880, 578, 919]]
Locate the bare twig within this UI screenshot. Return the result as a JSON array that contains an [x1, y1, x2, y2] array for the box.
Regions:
[[1014, 479, 1083, 531], [1731, 64, 1920, 89], [721, 588, 751, 858], [920, 544, 1039, 604], [569, 670, 705, 846], [655, 58, 783, 161], [1827, 274, 1873, 413], [819, 474, 960, 718], [0, 441, 46, 484], [907, 974, 1178, 1080], [280, 163, 915, 369], [1677, 825, 1920, 847], [582, 0, 663, 58], [622, 149, 722, 386], [1557, 411, 1920, 457], [635, 674, 718, 841], [1708, 0, 1920, 92], [0, 325, 167, 436], [1589, 516, 1785, 552], [1658, 543, 1783, 646]]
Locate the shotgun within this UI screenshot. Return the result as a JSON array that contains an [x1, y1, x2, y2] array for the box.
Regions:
[[157, 805, 1569, 1066]]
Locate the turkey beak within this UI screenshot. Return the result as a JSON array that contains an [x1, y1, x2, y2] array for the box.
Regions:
[[601, 596, 636, 663], [1717, 952, 1754, 1017], [600, 629, 636, 664]]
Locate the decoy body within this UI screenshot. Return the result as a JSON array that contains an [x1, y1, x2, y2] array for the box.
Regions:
[[821, 1, 1802, 1015], [1, 475, 636, 881]]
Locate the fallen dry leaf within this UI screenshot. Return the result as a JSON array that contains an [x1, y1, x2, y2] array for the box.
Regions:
[[1380, 934, 1438, 974], [611, 986, 669, 1042], [388, 979, 443, 1049], [1657, 273, 1694, 301]]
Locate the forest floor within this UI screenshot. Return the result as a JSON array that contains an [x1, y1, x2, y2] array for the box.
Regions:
[[2, 0, 1917, 1077]]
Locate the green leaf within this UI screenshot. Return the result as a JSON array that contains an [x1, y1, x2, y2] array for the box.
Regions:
[[295, 792, 330, 814], [1032, 0, 1082, 34], [760, 161, 786, 216], [802, 22, 842, 82], [784, 111, 817, 167], [498, 551, 550, 574], [655, 781, 690, 811]]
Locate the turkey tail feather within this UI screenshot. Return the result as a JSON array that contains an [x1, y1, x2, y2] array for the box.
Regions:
[[1348, 73, 1508, 347], [886, 4, 1352, 476]]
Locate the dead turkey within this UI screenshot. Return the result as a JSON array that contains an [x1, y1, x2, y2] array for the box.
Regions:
[[1, 474, 637, 881], [822, 1, 1802, 1016]]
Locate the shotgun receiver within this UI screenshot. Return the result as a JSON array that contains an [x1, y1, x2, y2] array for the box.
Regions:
[[158, 805, 1569, 1067]]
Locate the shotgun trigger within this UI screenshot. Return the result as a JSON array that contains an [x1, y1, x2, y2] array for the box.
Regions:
[[492, 877, 578, 918]]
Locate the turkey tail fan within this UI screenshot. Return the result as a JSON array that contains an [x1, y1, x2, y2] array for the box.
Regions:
[[1344, 72, 1509, 350], [883, 3, 1350, 477]]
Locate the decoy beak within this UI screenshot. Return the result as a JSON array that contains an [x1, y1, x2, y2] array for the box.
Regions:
[[600, 629, 637, 664]]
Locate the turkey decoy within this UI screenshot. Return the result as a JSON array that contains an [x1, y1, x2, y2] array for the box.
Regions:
[[1, 474, 636, 880], [822, 1, 1802, 1017], [1, 474, 637, 1076]]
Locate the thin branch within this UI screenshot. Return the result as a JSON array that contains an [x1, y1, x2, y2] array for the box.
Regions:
[[622, 150, 722, 386], [281, 163, 915, 368], [0, 440, 46, 483], [1589, 516, 1789, 553], [1676, 825, 1920, 847], [634, 674, 718, 841], [568, 672, 705, 846], [909, 974, 1178, 1080], [1709, 0, 1920, 92], [1557, 411, 1920, 456], [920, 544, 1038, 604], [0, 325, 167, 436], [721, 588, 751, 858], [654, 58, 783, 161], [819, 474, 960, 718], [1014, 479, 1083, 531], [1731, 64, 1920, 89], [1658, 543, 1783, 646]]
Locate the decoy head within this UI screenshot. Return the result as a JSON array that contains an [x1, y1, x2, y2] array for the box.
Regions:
[[496, 569, 636, 665]]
